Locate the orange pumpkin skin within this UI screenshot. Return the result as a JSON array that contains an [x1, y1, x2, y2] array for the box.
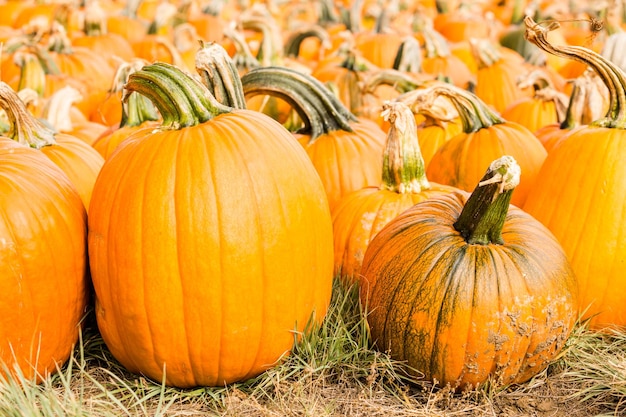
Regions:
[[501, 96, 560, 134], [0, 138, 87, 382], [360, 190, 578, 389], [92, 122, 160, 160], [523, 127, 626, 328], [426, 122, 547, 207], [332, 185, 454, 282], [40, 134, 105, 210], [295, 118, 386, 211], [88, 109, 334, 388]]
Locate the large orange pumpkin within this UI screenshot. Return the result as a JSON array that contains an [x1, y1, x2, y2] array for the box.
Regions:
[[360, 156, 578, 390], [523, 16, 626, 329], [0, 136, 87, 383], [88, 63, 334, 388]]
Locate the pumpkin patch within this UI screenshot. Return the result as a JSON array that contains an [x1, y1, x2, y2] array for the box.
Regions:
[[1, 1, 624, 409]]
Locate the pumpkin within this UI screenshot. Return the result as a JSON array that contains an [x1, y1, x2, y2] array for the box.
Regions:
[[0, 83, 104, 211], [70, 0, 135, 66], [360, 155, 578, 390], [470, 38, 533, 113], [501, 69, 569, 134], [418, 23, 475, 90], [523, 16, 626, 329], [332, 101, 456, 284], [242, 65, 387, 211], [423, 82, 547, 207], [88, 63, 333, 388], [0, 133, 87, 383]]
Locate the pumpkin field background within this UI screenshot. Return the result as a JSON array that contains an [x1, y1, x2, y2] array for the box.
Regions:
[[1, 0, 626, 415]]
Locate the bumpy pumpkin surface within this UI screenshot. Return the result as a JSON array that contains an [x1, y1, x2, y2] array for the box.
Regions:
[[360, 157, 578, 389]]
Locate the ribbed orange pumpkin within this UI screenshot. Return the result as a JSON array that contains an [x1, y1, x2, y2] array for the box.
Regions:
[[0, 136, 87, 383], [523, 17, 626, 329], [501, 69, 569, 134], [360, 156, 578, 390], [242, 66, 387, 211], [332, 101, 456, 284], [470, 39, 533, 113], [0, 83, 104, 211], [88, 63, 333, 388], [424, 83, 547, 207]]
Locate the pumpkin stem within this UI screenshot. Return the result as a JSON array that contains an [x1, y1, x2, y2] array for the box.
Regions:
[[380, 101, 430, 193], [417, 82, 504, 133], [222, 24, 261, 74], [124, 62, 232, 130], [393, 37, 423, 73], [241, 15, 284, 67], [83, 0, 108, 36], [195, 41, 247, 109], [283, 25, 332, 62], [109, 59, 160, 128], [362, 69, 426, 95], [14, 51, 47, 97], [397, 87, 459, 125], [42, 85, 82, 133], [0, 82, 57, 149], [524, 15, 626, 129], [241, 66, 357, 141], [453, 155, 520, 245], [422, 25, 451, 59]]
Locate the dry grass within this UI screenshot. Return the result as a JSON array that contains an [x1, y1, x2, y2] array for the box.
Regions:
[[1, 280, 625, 417]]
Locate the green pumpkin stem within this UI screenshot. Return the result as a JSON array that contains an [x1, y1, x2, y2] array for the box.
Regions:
[[222, 25, 260, 73], [124, 62, 232, 129], [283, 25, 331, 61], [241, 66, 356, 141], [363, 69, 425, 95], [380, 101, 430, 193], [241, 15, 283, 67], [108, 59, 159, 128], [195, 41, 247, 109], [83, 1, 108, 36], [524, 15, 626, 129], [419, 82, 504, 133], [15, 52, 47, 97], [0, 82, 56, 149], [393, 37, 423, 73], [454, 156, 520, 245]]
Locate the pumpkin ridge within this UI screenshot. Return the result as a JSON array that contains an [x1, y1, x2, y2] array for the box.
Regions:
[[172, 129, 203, 385], [426, 244, 471, 383]]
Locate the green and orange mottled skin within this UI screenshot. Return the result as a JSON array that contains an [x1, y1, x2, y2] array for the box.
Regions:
[[360, 157, 578, 390], [88, 63, 334, 388], [0, 137, 87, 382], [523, 17, 626, 330]]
